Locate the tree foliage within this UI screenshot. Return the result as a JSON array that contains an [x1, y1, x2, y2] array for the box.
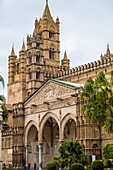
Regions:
[[0, 75, 8, 121], [91, 160, 104, 170], [54, 140, 88, 169], [80, 71, 113, 133], [103, 144, 113, 159], [71, 163, 84, 170], [103, 159, 112, 168], [46, 162, 56, 170]]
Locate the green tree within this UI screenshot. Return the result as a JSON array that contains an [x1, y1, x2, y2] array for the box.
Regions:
[[46, 162, 56, 170], [0, 75, 8, 121], [54, 140, 88, 169], [71, 163, 84, 170], [103, 144, 113, 159], [80, 71, 113, 133], [0, 75, 5, 102], [92, 160, 103, 170]]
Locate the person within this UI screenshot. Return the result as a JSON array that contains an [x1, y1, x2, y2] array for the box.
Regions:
[[34, 163, 36, 170]]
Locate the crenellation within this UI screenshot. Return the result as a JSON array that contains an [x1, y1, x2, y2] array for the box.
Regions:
[[69, 69, 72, 74], [78, 66, 81, 71], [72, 68, 75, 73], [81, 65, 84, 71], [54, 48, 113, 85]]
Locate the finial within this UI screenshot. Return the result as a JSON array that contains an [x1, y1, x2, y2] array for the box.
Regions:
[[11, 44, 15, 56], [46, 0, 48, 5]]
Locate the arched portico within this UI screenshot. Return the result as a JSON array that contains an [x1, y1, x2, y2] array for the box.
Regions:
[[24, 121, 39, 168], [61, 113, 77, 141], [25, 120, 39, 145], [39, 112, 60, 168]]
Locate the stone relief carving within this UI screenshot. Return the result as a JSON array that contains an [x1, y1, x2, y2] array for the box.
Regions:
[[31, 82, 75, 105]]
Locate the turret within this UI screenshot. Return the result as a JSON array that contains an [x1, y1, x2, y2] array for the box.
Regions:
[[61, 51, 70, 70], [8, 46, 17, 84], [19, 41, 26, 81]]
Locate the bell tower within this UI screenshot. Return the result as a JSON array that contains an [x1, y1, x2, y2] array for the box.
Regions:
[[8, 1, 61, 102], [35, 0, 60, 69]]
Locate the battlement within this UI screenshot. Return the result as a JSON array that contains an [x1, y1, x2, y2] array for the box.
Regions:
[[45, 50, 113, 84]]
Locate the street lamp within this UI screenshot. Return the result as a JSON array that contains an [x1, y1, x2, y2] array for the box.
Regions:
[[0, 107, 3, 170]]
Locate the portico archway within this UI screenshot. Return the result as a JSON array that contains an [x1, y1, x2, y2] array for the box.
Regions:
[[62, 114, 77, 140], [41, 117, 59, 167], [27, 125, 38, 168]]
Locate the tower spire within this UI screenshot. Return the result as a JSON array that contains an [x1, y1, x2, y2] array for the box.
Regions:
[[21, 40, 25, 51], [106, 43, 110, 55], [63, 50, 68, 60], [42, 0, 52, 20]]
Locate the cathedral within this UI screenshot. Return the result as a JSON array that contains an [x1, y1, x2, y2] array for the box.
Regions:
[[2, 0, 113, 169]]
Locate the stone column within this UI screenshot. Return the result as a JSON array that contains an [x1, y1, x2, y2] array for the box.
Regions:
[[39, 144, 42, 170], [25, 145, 28, 167]]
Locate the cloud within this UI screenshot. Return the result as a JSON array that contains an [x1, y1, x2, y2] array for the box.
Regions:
[[0, 0, 113, 100]]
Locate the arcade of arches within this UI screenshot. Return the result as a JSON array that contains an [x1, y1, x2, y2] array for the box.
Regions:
[[25, 113, 101, 168], [12, 79, 102, 169]]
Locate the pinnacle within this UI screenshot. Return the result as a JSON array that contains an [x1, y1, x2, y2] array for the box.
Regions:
[[21, 41, 26, 51], [63, 51, 68, 60], [11, 45, 15, 56], [106, 43, 110, 55]]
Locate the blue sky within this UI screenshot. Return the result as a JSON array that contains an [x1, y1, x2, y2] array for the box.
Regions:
[[0, 0, 113, 100]]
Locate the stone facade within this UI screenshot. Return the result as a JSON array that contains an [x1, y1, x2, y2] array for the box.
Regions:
[[2, 105, 13, 165], [12, 79, 101, 168], [3, 0, 113, 169]]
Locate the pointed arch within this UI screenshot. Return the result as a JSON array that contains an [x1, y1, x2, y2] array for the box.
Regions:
[[61, 113, 77, 138], [49, 47, 54, 59], [39, 112, 60, 141], [49, 25, 55, 32], [40, 112, 60, 129], [24, 120, 39, 145], [48, 24, 57, 32]]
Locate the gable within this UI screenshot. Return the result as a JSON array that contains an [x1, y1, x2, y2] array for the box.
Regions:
[[24, 79, 79, 107]]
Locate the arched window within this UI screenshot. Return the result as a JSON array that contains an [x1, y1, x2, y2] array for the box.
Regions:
[[49, 31, 54, 39], [43, 59, 46, 65], [92, 144, 98, 155], [49, 48, 54, 59], [28, 52, 32, 64], [17, 63, 19, 74], [27, 92, 30, 97], [36, 71, 40, 80], [36, 54, 40, 64]]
